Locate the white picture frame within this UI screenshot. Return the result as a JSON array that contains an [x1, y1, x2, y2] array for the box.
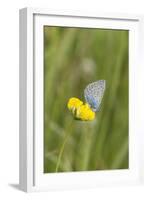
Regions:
[[19, 7, 144, 192]]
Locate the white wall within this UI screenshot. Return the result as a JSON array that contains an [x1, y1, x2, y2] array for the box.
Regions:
[[0, 0, 146, 199]]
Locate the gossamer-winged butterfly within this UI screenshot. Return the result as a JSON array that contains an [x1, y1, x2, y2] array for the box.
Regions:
[[67, 80, 106, 121]]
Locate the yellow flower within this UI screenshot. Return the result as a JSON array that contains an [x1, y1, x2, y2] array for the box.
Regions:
[[76, 103, 95, 121], [67, 98, 95, 121], [67, 97, 83, 113]]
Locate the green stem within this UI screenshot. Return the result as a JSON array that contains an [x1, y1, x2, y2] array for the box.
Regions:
[[55, 130, 71, 172]]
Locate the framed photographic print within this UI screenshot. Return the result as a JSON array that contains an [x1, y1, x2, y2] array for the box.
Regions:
[[19, 8, 144, 192]]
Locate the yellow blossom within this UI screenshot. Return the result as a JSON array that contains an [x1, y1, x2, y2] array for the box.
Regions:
[[67, 98, 95, 121], [76, 103, 95, 121], [67, 97, 83, 113]]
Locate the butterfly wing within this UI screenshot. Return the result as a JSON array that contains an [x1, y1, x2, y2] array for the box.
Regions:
[[84, 80, 106, 112]]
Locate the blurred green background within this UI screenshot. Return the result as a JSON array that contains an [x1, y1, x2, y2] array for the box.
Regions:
[[44, 26, 128, 173]]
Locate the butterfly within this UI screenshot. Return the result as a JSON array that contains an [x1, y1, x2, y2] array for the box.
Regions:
[[67, 80, 106, 121]]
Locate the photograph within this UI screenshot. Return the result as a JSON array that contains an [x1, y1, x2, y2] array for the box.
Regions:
[[44, 26, 129, 173]]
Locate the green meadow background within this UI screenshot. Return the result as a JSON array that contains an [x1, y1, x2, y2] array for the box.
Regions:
[[44, 26, 129, 173]]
